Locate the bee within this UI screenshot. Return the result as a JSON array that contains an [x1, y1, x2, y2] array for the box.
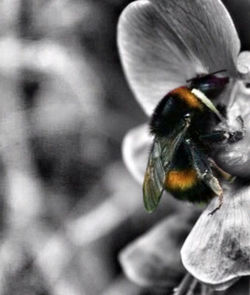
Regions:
[[143, 70, 244, 215]]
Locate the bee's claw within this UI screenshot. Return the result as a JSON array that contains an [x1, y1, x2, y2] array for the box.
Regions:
[[208, 204, 221, 216], [208, 194, 223, 216]]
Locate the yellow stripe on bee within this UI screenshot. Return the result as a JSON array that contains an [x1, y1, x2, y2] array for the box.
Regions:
[[170, 87, 203, 109], [165, 169, 198, 191]]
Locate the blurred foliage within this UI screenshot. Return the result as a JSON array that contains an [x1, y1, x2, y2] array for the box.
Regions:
[[0, 0, 153, 294]]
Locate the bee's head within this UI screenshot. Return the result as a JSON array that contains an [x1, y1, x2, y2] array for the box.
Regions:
[[187, 70, 229, 98]]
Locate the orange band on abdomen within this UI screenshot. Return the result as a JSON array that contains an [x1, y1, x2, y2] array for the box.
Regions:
[[165, 169, 198, 191]]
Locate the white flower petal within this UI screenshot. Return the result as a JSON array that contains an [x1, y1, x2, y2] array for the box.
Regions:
[[153, 0, 240, 75], [181, 183, 250, 290], [122, 124, 152, 184], [214, 81, 250, 178], [118, 0, 240, 115], [237, 51, 250, 79]]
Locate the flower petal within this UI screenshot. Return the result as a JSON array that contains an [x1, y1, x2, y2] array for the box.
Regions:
[[119, 209, 200, 288], [181, 183, 250, 290], [122, 124, 152, 184], [118, 0, 240, 115], [237, 51, 250, 79], [214, 81, 250, 178], [153, 0, 240, 74]]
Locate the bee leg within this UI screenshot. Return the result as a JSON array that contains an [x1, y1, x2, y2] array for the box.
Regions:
[[208, 192, 223, 216], [208, 158, 236, 183], [200, 170, 224, 215], [199, 130, 229, 144], [200, 116, 245, 144], [227, 115, 245, 143]]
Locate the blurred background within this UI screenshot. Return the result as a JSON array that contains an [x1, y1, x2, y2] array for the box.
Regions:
[[0, 0, 172, 294]]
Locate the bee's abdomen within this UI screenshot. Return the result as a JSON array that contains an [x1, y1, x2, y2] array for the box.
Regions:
[[165, 169, 197, 191], [164, 168, 214, 203]]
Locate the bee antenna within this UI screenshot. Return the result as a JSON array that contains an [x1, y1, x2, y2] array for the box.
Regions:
[[209, 69, 227, 76], [186, 69, 227, 83]]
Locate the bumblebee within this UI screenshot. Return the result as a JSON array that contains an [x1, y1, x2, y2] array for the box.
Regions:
[[143, 71, 243, 214]]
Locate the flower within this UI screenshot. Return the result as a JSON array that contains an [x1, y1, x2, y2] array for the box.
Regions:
[[118, 0, 250, 291], [181, 181, 250, 290]]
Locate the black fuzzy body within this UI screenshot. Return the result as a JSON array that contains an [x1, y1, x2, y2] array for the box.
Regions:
[[150, 87, 218, 203], [150, 90, 216, 142]]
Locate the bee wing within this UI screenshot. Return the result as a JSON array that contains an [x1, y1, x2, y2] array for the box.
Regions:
[[143, 119, 191, 213], [143, 138, 165, 213]]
